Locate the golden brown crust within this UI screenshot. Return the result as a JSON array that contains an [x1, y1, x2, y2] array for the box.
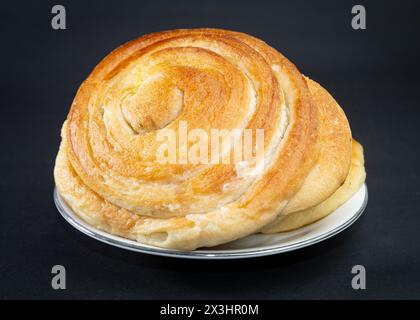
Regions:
[[54, 28, 364, 250]]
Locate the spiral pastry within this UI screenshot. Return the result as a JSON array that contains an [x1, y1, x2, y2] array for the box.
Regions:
[[54, 28, 366, 250]]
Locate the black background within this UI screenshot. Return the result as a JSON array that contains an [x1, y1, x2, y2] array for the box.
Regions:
[[1, 0, 419, 299]]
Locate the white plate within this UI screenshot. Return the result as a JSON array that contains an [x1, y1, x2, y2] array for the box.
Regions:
[[54, 184, 368, 259]]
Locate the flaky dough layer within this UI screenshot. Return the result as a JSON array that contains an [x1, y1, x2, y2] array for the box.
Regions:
[[262, 140, 365, 233]]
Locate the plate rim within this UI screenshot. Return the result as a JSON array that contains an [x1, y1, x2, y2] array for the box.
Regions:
[[54, 184, 368, 260]]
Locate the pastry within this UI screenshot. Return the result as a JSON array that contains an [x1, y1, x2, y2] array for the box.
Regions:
[[54, 28, 366, 250]]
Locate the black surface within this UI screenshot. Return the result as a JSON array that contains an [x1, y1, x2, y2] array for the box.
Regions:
[[1, 0, 419, 299]]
